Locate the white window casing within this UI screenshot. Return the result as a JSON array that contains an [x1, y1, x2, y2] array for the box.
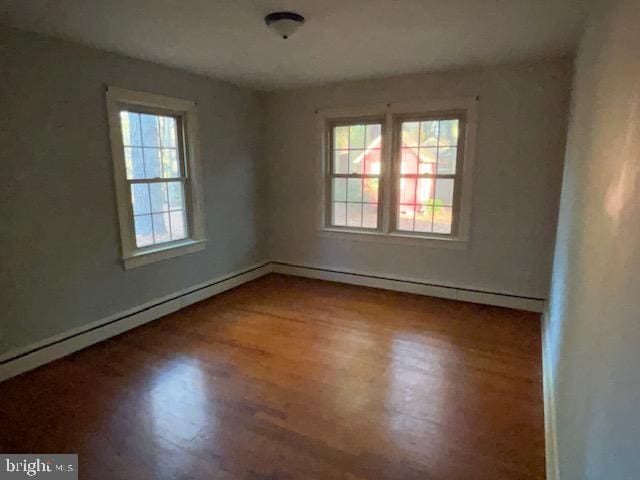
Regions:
[[316, 97, 478, 249], [106, 86, 207, 269]]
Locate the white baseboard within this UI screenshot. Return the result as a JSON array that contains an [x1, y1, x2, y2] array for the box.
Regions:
[[0, 261, 272, 383], [272, 262, 545, 312], [542, 309, 559, 480], [0, 259, 545, 383]]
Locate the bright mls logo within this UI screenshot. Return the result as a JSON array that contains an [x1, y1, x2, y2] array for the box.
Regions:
[[1, 455, 77, 479]]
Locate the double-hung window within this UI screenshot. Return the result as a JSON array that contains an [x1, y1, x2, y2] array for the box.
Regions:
[[106, 87, 206, 269], [320, 98, 477, 245], [395, 116, 462, 234], [329, 121, 383, 229]]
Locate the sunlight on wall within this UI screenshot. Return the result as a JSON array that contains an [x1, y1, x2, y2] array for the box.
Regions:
[[604, 96, 640, 229]]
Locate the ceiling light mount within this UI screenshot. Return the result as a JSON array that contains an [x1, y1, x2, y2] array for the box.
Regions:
[[264, 11, 305, 39]]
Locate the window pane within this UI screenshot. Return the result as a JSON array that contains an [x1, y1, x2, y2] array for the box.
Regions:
[[401, 122, 419, 147], [333, 126, 349, 150], [401, 148, 418, 174], [418, 147, 437, 174], [392, 116, 462, 236], [363, 178, 379, 203], [125, 147, 145, 179], [399, 177, 416, 204], [415, 206, 434, 232], [349, 125, 365, 149], [433, 206, 453, 234], [170, 210, 187, 240], [159, 116, 177, 148], [417, 178, 435, 206], [347, 178, 363, 202], [333, 178, 347, 202], [329, 121, 382, 231], [363, 203, 378, 229], [117, 106, 194, 252], [149, 182, 169, 213], [420, 121, 439, 147], [152, 212, 171, 243], [333, 202, 346, 226], [140, 114, 160, 147], [130, 184, 151, 215], [434, 178, 455, 206], [365, 124, 381, 146], [167, 181, 185, 210], [364, 149, 381, 175], [415, 215, 429, 230], [346, 203, 362, 227], [334, 150, 349, 174], [120, 112, 142, 147], [161, 149, 180, 178], [437, 146, 457, 174], [438, 119, 459, 146], [134, 214, 154, 247], [143, 148, 162, 179], [349, 150, 364, 174], [397, 205, 415, 231]]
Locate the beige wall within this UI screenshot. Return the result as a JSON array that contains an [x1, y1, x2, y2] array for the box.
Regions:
[[262, 59, 572, 298], [0, 27, 268, 358], [545, 0, 640, 478]]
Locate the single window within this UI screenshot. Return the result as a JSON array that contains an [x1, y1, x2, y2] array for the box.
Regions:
[[329, 122, 383, 230], [106, 87, 206, 268], [320, 99, 476, 245], [120, 111, 189, 247], [395, 117, 462, 235]]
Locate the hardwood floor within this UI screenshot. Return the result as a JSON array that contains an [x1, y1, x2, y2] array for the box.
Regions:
[[0, 274, 545, 479]]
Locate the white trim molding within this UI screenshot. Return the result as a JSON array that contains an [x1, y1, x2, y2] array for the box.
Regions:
[[0, 261, 272, 382], [272, 261, 545, 312], [123, 238, 206, 269], [542, 308, 560, 480], [317, 228, 468, 249]]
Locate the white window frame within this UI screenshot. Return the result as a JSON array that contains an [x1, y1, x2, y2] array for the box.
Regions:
[[317, 97, 478, 248], [106, 86, 207, 269]]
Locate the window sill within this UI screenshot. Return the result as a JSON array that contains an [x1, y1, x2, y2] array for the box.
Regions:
[[318, 228, 468, 249], [123, 239, 207, 269]]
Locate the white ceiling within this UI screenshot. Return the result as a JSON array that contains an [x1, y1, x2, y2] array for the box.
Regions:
[[0, 0, 589, 90]]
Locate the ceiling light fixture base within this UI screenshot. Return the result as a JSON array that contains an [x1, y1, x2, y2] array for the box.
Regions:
[[264, 11, 305, 39]]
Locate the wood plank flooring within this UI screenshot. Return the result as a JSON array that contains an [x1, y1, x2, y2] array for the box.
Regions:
[[0, 274, 545, 479]]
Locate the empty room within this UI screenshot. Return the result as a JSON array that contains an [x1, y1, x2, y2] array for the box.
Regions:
[[1, 0, 639, 479]]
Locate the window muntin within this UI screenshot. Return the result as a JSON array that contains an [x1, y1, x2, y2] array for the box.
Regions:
[[395, 118, 462, 235], [119, 111, 189, 247], [329, 122, 382, 229]]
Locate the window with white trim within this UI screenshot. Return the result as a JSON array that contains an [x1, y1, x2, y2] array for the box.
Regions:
[[106, 87, 206, 269], [320, 99, 477, 244]]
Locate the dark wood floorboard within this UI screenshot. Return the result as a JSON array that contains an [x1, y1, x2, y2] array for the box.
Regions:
[[0, 274, 544, 479]]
